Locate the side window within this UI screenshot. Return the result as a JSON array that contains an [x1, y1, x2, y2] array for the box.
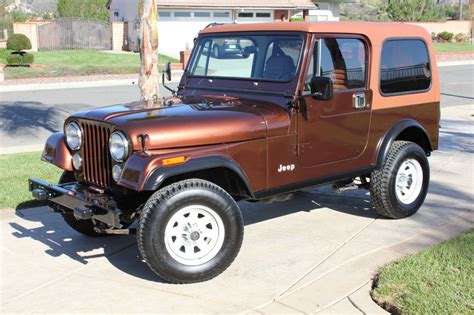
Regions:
[[319, 38, 367, 90], [380, 39, 431, 95]]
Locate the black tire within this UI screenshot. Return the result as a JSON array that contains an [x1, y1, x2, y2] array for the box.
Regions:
[[370, 141, 430, 219], [137, 179, 244, 283], [59, 171, 106, 237]]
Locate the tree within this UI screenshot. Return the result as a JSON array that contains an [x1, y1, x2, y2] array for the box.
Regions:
[[56, 0, 109, 22], [340, 0, 390, 22], [138, 0, 160, 108], [384, 0, 444, 22]]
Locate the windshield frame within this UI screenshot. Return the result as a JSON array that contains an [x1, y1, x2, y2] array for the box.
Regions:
[[185, 31, 307, 84]]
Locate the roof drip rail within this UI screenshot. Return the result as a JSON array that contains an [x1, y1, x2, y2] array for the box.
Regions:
[[204, 22, 236, 29]]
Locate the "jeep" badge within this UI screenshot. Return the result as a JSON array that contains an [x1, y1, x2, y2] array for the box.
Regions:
[[278, 164, 296, 173]]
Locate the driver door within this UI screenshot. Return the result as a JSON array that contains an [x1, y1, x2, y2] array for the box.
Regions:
[[297, 36, 372, 168]]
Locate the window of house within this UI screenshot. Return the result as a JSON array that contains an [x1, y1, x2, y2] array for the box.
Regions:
[[174, 11, 191, 17], [318, 38, 367, 90], [194, 12, 211, 18], [238, 12, 254, 18], [380, 39, 431, 95], [158, 11, 171, 18], [256, 12, 271, 18], [213, 12, 230, 18]]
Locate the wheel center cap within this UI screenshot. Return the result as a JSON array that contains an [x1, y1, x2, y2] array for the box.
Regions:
[[190, 231, 200, 241]]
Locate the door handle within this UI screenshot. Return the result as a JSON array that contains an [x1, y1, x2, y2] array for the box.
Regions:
[[353, 93, 367, 109]]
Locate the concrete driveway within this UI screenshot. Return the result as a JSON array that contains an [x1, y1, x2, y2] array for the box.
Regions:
[[0, 104, 472, 313]]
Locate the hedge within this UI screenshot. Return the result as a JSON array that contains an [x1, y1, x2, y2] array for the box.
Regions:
[[6, 52, 34, 66], [6, 33, 32, 51]]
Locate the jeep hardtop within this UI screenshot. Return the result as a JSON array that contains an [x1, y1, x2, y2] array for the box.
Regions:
[[29, 22, 440, 283]]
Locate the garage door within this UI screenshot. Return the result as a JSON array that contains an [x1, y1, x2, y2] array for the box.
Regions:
[[157, 10, 233, 58]]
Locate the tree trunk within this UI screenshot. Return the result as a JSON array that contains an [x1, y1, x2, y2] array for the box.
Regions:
[[138, 0, 160, 108]]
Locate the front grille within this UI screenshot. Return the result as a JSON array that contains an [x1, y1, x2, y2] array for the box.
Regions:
[[79, 120, 113, 188]]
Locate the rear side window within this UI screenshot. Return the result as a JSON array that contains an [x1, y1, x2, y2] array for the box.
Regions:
[[380, 39, 431, 95]]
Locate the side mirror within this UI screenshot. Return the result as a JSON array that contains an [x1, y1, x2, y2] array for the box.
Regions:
[[165, 61, 172, 82], [310, 77, 333, 101]]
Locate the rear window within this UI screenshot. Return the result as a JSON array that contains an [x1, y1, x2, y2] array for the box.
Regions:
[[380, 39, 431, 95]]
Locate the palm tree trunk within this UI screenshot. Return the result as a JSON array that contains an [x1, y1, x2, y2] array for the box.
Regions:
[[138, 0, 160, 108]]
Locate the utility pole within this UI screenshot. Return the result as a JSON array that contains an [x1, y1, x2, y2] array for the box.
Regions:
[[138, 0, 161, 108], [459, 0, 463, 20]]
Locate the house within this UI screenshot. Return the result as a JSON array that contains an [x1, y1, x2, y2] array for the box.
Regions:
[[107, 0, 352, 58]]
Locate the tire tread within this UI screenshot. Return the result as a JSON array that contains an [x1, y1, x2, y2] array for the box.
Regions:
[[137, 178, 243, 284], [370, 141, 421, 219]]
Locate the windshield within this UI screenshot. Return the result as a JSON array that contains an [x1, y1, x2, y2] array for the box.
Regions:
[[187, 33, 305, 82]]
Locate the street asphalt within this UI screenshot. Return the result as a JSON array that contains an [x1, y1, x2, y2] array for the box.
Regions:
[[0, 64, 473, 153]]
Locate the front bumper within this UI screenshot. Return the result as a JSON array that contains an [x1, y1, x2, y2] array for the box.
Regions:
[[28, 178, 124, 228]]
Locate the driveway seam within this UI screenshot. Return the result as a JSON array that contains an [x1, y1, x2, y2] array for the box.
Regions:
[[275, 217, 378, 297], [251, 217, 378, 313], [347, 295, 366, 315], [314, 280, 369, 314], [267, 210, 472, 310]]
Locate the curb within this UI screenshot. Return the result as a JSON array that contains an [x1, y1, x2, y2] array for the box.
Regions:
[[437, 60, 474, 67], [0, 71, 183, 93]]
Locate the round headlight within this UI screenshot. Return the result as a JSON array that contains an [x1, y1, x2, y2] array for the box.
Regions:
[[109, 131, 129, 162], [72, 153, 82, 170], [112, 164, 122, 182], [65, 122, 82, 150]]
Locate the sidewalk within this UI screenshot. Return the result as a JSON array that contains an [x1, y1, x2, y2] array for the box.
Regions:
[[0, 104, 472, 313], [0, 70, 184, 92]]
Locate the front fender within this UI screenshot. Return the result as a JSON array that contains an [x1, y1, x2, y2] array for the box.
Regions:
[[42, 132, 73, 171], [118, 152, 252, 195]]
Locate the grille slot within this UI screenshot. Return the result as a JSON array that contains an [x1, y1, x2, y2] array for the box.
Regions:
[[79, 121, 112, 188]]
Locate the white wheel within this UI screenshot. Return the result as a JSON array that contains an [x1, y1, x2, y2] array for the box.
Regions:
[[395, 158, 423, 204], [138, 179, 244, 283], [371, 141, 430, 219], [164, 205, 225, 266]]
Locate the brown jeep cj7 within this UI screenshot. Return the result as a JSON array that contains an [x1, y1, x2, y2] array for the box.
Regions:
[[29, 22, 440, 283]]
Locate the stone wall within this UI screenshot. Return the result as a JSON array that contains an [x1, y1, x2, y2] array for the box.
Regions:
[[13, 21, 50, 52], [407, 20, 472, 36]]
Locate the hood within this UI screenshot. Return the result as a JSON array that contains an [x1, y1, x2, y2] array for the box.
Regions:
[[70, 98, 290, 150]]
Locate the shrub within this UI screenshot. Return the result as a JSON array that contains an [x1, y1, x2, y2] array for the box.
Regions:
[[290, 17, 305, 22], [454, 33, 469, 43], [437, 31, 454, 42], [6, 33, 32, 51], [6, 52, 34, 66], [6, 53, 21, 65], [22, 52, 34, 64]]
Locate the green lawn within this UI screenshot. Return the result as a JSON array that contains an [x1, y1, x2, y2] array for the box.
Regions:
[[434, 42, 474, 53], [0, 49, 179, 79], [0, 152, 63, 209], [372, 230, 474, 314]]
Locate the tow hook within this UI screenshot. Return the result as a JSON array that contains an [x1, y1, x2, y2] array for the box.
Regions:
[[32, 189, 49, 201]]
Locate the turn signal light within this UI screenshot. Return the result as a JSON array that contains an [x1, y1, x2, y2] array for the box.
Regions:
[[162, 156, 186, 166]]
